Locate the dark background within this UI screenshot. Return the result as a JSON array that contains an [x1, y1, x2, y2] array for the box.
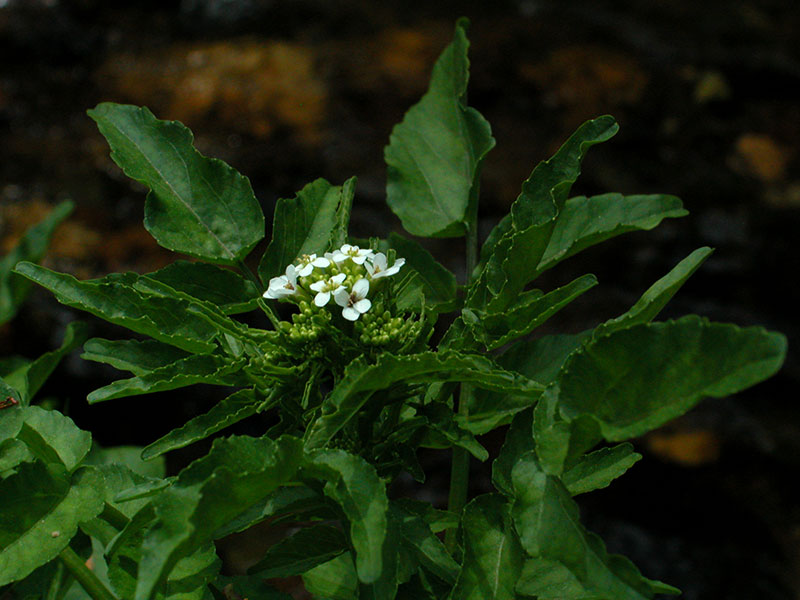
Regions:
[[1, 1, 799, 598]]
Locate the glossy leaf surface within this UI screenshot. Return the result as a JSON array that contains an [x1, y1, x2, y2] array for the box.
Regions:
[[88, 103, 264, 263], [385, 19, 494, 237]]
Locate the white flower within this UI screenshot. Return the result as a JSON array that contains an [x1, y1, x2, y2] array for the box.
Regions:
[[263, 264, 299, 299], [366, 253, 405, 279], [309, 272, 347, 307], [330, 244, 374, 265], [334, 278, 372, 321], [295, 253, 330, 277]]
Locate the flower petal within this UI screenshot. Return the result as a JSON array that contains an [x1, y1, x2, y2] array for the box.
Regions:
[[314, 291, 331, 307], [352, 278, 370, 297], [354, 298, 372, 314], [333, 287, 350, 307], [342, 306, 360, 321], [332, 273, 347, 284]]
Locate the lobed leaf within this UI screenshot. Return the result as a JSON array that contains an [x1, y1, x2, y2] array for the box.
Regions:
[[87, 354, 248, 403], [135, 435, 302, 600], [535, 193, 687, 276], [385, 19, 495, 238], [390, 500, 459, 585], [88, 103, 264, 264], [450, 493, 524, 600], [146, 260, 261, 314], [302, 552, 358, 600], [14, 406, 92, 472], [556, 316, 787, 441], [511, 452, 677, 598], [82, 338, 190, 376], [0, 200, 73, 325], [14, 263, 218, 353], [305, 351, 545, 449], [259, 177, 356, 281], [302, 449, 389, 584], [561, 443, 641, 496], [594, 246, 713, 336], [387, 232, 458, 311], [248, 524, 348, 578]]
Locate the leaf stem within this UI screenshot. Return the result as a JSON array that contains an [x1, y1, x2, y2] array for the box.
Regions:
[[58, 547, 118, 600], [445, 219, 480, 552]]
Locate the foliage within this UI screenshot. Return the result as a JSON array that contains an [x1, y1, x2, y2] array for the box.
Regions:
[[1, 19, 787, 600]]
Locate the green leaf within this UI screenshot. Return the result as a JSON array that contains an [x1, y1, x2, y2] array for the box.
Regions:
[[209, 575, 293, 600], [594, 247, 713, 336], [536, 193, 687, 275], [497, 331, 591, 385], [81, 338, 190, 376], [146, 261, 260, 314], [248, 524, 348, 578], [491, 407, 534, 496], [87, 354, 248, 404], [470, 274, 597, 350], [561, 443, 641, 496], [88, 103, 264, 264], [450, 493, 524, 600], [302, 552, 358, 600], [142, 388, 259, 459], [385, 19, 495, 238], [386, 233, 458, 311], [511, 452, 678, 599], [0, 438, 33, 473], [14, 263, 218, 353], [2, 322, 88, 406], [0, 200, 73, 325], [86, 445, 166, 480], [135, 435, 302, 600], [15, 406, 92, 472], [0, 464, 105, 585], [470, 116, 618, 312], [259, 177, 356, 281], [390, 501, 459, 585], [556, 316, 788, 441], [305, 351, 544, 449], [303, 449, 388, 584], [420, 403, 488, 461]]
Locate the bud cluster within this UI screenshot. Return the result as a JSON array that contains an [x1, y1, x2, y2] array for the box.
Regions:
[[353, 309, 423, 351]]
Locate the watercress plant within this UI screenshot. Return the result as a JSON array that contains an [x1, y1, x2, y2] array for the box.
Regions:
[[1, 19, 787, 600]]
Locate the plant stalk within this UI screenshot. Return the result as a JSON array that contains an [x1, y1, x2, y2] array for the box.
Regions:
[[445, 219, 480, 552], [58, 547, 117, 600]]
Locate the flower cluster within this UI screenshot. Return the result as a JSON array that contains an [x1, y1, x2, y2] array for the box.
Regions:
[[263, 244, 405, 322]]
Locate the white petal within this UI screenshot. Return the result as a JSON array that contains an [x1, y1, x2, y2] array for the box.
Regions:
[[354, 298, 372, 314], [285, 264, 298, 281], [297, 263, 313, 277], [333, 287, 350, 307], [314, 291, 331, 307], [309, 280, 326, 292], [312, 256, 330, 268], [352, 278, 370, 297], [352, 255, 368, 265], [341, 244, 354, 253], [331, 251, 347, 263], [332, 273, 347, 284], [342, 306, 360, 321]]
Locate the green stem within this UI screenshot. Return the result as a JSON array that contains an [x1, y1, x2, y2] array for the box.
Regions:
[[58, 547, 118, 600], [445, 220, 480, 553]]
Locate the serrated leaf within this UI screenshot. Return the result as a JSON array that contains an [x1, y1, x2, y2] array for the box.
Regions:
[[470, 116, 618, 312], [561, 443, 641, 496], [471, 274, 597, 350], [305, 351, 544, 449], [146, 261, 260, 314], [15, 406, 91, 472], [0, 200, 73, 325], [385, 19, 495, 238], [594, 247, 713, 336], [248, 524, 348, 578], [82, 338, 190, 376], [14, 263, 217, 353], [450, 493, 524, 600], [556, 316, 787, 441], [0, 464, 105, 585], [511, 452, 678, 599], [491, 407, 534, 496], [135, 435, 302, 600], [142, 388, 258, 459], [535, 193, 687, 275], [302, 552, 358, 600], [303, 449, 388, 585], [87, 354, 248, 403], [88, 103, 264, 264], [259, 177, 356, 281], [87, 445, 166, 480], [2, 322, 88, 406]]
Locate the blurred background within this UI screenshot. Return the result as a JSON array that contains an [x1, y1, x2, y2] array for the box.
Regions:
[[1, 0, 799, 597]]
